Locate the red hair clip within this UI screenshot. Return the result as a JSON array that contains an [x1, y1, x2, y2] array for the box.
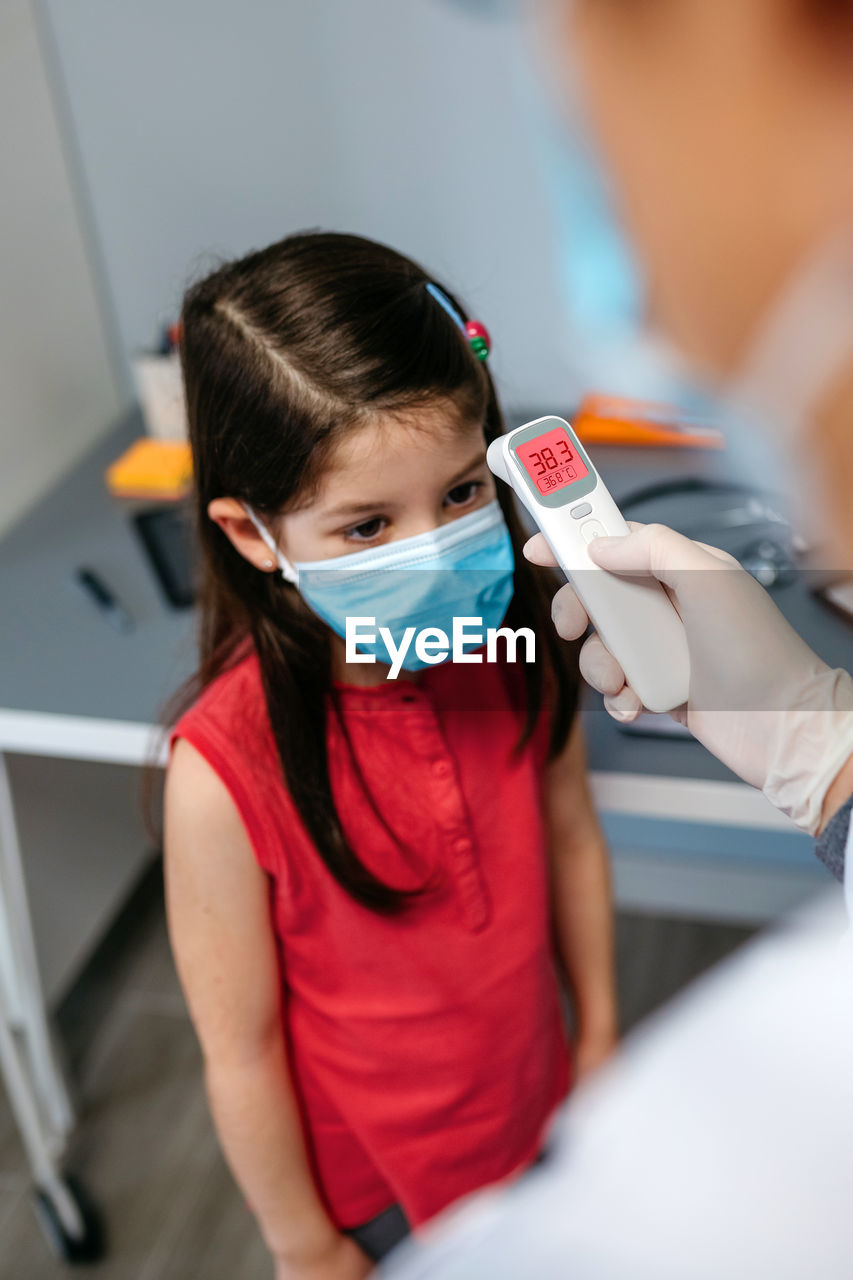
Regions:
[[464, 320, 490, 362], [426, 283, 491, 361]]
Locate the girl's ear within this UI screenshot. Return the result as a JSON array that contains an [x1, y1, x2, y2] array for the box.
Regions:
[[207, 497, 277, 572]]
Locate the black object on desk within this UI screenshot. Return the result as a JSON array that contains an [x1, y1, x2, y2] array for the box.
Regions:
[[619, 477, 798, 589], [74, 567, 134, 633], [132, 505, 197, 609]]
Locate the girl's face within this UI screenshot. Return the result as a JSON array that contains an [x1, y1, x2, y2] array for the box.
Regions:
[[208, 401, 497, 574], [275, 402, 496, 562]]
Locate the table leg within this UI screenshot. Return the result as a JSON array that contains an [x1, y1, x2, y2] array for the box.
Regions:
[[0, 751, 74, 1170]]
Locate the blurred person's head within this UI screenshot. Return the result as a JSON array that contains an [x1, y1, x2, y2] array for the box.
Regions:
[[547, 0, 853, 554]]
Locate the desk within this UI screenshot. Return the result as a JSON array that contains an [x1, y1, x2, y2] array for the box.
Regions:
[[0, 409, 843, 1242]]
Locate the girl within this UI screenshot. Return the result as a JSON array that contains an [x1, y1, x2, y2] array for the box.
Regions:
[[164, 231, 615, 1278]]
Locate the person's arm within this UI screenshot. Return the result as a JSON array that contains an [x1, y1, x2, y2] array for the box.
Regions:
[[819, 750, 853, 836], [164, 739, 372, 1280], [543, 717, 618, 1081], [815, 756, 853, 882]]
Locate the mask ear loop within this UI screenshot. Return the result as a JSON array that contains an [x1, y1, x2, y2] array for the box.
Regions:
[[242, 504, 299, 586]]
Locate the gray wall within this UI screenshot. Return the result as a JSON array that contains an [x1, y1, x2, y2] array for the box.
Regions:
[[42, 0, 573, 407], [0, 0, 122, 538]]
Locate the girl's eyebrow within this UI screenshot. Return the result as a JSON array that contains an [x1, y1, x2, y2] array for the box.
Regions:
[[322, 451, 487, 521], [446, 451, 488, 488], [323, 497, 397, 520]]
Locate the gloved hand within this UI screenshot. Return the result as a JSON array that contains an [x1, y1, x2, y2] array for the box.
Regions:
[[526, 522, 853, 835]]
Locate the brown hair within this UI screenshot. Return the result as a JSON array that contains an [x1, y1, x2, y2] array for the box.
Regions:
[[173, 231, 579, 911]]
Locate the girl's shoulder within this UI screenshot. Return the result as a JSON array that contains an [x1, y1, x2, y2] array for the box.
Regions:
[[169, 646, 287, 878], [172, 645, 269, 748]]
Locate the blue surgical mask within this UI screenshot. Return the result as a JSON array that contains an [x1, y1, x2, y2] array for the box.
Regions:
[[244, 500, 516, 672]]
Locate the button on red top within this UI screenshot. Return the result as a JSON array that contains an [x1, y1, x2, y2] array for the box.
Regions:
[[173, 651, 570, 1230]]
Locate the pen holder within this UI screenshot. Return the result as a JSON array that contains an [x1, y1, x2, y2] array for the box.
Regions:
[[133, 352, 187, 440]]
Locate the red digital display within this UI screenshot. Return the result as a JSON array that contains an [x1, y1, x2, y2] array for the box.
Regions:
[[515, 426, 589, 495]]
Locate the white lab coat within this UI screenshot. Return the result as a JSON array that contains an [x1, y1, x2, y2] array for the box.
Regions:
[[384, 892, 853, 1280]]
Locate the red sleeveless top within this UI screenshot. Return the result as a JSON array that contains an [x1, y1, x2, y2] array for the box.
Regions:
[[172, 650, 571, 1230]]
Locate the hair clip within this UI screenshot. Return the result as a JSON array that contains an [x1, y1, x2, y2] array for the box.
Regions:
[[425, 282, 491, 361]]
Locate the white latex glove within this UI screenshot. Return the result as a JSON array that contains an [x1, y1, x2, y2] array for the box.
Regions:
[[526, 522, 853, 835]]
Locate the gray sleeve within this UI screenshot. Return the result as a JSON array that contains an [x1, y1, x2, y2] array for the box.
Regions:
[[815, 793, 851, 882]]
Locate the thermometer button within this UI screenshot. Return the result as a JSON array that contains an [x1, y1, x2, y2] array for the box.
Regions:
[[581, 519, 607, 543], [570, 502, 593, 519]]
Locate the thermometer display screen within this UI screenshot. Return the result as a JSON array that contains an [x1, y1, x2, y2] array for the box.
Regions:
[[515, 426, 590, 496]]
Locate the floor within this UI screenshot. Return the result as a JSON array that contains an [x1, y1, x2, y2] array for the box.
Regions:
[[0, 864, 757, 1278]]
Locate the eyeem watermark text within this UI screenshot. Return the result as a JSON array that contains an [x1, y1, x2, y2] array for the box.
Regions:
[[346, 616, 536, 680]]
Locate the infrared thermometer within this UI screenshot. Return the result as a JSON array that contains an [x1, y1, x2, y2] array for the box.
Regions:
[[487, 416, 690, 713]]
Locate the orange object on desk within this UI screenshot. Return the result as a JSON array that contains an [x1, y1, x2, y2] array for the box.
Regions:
[[574, 392, 724, 449], [105, 438, 193, 500]]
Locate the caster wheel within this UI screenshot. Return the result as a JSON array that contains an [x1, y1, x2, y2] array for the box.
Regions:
[[31, 1174, 105, 1264]]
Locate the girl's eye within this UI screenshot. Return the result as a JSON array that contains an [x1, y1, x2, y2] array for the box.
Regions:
[[344, 517, 387, 542], [445, 481, 482, 508]]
